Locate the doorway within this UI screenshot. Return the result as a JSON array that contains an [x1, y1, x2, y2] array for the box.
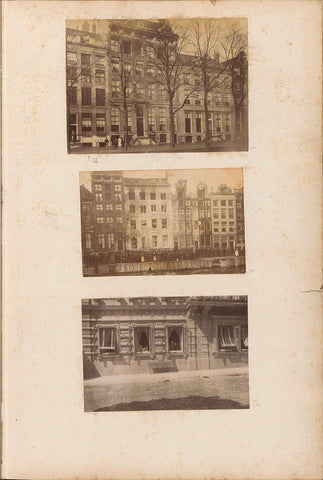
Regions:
[[136, 106, 144, 136]]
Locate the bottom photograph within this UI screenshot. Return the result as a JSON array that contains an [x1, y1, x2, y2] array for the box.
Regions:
[[82, 296, 249, 411]]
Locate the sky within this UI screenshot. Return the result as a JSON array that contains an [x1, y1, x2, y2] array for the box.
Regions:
[[80, 168, 243, 194]]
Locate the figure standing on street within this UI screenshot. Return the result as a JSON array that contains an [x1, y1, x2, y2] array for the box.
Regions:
[[118, 137, 122, 148]]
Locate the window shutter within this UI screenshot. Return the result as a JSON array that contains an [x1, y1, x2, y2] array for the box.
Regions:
[[150, 325, 156, 356], [116, 327, 121, 354], [233, 325, 241, 352]]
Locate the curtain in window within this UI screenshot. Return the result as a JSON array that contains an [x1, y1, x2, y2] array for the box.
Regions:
[[220, 326, 235, 347]]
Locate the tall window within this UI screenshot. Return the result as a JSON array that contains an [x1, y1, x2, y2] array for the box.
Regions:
[[96, 88, 105, 106], [107, 233, 114, 248], [131, 237, 137, 249], [81, 53, 91, 66], [82, 113, 92, 136], [146, 45, 154, 58], [111, 108, 120, 132], [195, 112, 201, 132], [137, 83, 144, 98], [215, 116, 221, 132], [122, 40, 131, 55], [162, 219, 167, 229], [81, 68, 91, 84], [161, 205, 167, 213], [129, 205, 136, 213], [139, 191, 146, 200], [162, 235, 168, 247], [112, 80, 120, 98], [129, 190, 135, 200], [159, 85, 166, 101], [67, 51, 77, 63], [158, 108, 166, 131], [224, 93, 230, 106], [241, 326, 248, 349], [150, 192, 156, 200], [95, 69, 105, 84], [148, 84, 156, 100], [152, 235, 158, 247], [97, 233, 105, 249], [140, 206, 146, 213], [148, 107, 156, 132], [151, 219, 157, 229], [229, 208, 234, 218], [135, 327, 150, 353], [135, 62, 144, 77], [85, 233, 92, 249], [168, 326, 183, 351], [82, 88, 91, 106], [96, 114, 105, 135], [185, 112, 191, 133], [147, 64, 154, 76], [111, 39, 119, 53], [99, 328, 116, 354], [225, 116, 231, 132], [68, 87, 77, 105]]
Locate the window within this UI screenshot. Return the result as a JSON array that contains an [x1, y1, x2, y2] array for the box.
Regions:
[[228, 200, 233, 206], [159, 85, 166, 101], [224, 93, 230, 106], [162, 218, 167, 229], [85, 233, 91, 249], [241, 326, 248, 349], [107, 233, 114, 248], [215, 92, 221, 106], [111, 57, 120, 72], [151, 219, 157, 229], [135, 62, 144, 77], [148, 84, 156, 100], [95, 69, 105, 83], [129, 205, 136, 214], [106, 204, 113, 211], [215, 116, 221, 132], [130, 220, 136, 230], [131, 236, 137, 249], [162, 235, 168, 247], [139, 191, 146, 200], [106, 216, 113, 224], [135, 327, 150, 353], [123, 40, 131, 55], [82, 113, 92, 136], [150, 192, 156, 200], [95, 192, 102, 202], [112, 80, 120, 98], [96, 114, 105, 135], [99, 328, 116, 354], [148, 107, 156, 132], [225, 116, 230, 132], [129, 190, 135, 200], [151, 205, 156, 212], [222, 223, 227, 232], [96, 216, 104, 223], [97, 233, 105, 249], [229, 208, 234, 218], [168, 326, 183, 351], [221, 208, 226, 219], [158, 108, 166, 131], [67, 51, 77, 63], [213, 222, 219, 233], [111, 39, 119, 53], [114, 193, 121, 202], [161, 205, 167, 213], [221, 200, 226, 206], [219, 326, 237, 351], [213, 200, 218, 206], [81, 34, 90, 44], [81, 53, 91, 66], [184, 88, 191, 104], [152, 235, 158, 247], [141, 220, 147, 229], [229, 221, 235, 232], [111, 107, 120, 132], [185, 112, 191, 133], [96, 204, 103, 211], [147, 64, 154, 76], [82, 88, 91, 106], [141, 236, 146, 249], [81, 68, 91, 84], [68, 87, 77, 105], [116, 216, 123, 225], [146, 45, 154, 58], [114, 184, 121, 192], [137, 83, 144, 98], [214, 235, 220, 249], [196, 112, 201, 132], [161, 193, 166, 200], [94, 184, 102, 192], [67, 65, 77, 84], [140, 206, 146, 213]]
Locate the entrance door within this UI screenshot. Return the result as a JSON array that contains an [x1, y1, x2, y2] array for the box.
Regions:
[[136, 106, 144, 136]]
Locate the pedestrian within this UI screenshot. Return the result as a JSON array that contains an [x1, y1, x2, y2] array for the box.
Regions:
[[114, 137, 118, 149], [118, 136, 122, 148], [104, 136, 109, 149]]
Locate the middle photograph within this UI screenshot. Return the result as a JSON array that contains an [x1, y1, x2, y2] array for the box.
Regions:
[[80, 168, 245, 277]]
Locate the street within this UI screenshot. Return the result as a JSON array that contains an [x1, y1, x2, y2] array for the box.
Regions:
[[84, 367, 249, 411]]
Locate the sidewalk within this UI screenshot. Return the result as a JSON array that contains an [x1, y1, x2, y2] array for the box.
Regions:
[[70, 140, 245, 154], [84, 366, 249, 387], [84, 367, 249, 411]]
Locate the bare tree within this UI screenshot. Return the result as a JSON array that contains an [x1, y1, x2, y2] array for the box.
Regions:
[[66, 28, 97, 153], [189, 20, 227, 144], [219, 27, 248, 144], [106, 27, 138, 150], [150, 20, 199, 148]]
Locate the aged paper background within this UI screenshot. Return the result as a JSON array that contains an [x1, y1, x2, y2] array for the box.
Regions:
[[2, 1, 322, 478]]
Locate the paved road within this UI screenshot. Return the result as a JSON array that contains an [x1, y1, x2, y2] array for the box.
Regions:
[[84, 368, 249, 412]]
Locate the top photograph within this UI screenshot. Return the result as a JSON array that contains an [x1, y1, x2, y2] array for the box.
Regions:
[[66, 18, 248, 154]]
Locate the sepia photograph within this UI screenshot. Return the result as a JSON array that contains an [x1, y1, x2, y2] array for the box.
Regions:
[[82, 296, 249, 412], [66, 18, 248, 154], [80, 168, 246, 276]]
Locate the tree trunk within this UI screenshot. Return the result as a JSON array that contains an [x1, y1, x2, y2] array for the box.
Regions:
[[124, 95, 128, 150], [169, 96, 175, 148], [204, 92, 209, 145]]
